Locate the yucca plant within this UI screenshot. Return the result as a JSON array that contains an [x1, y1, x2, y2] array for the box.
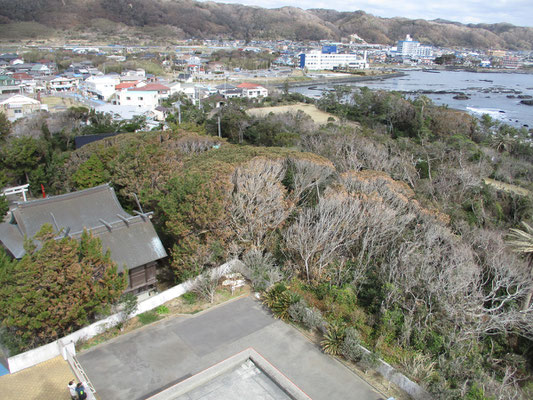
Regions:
[[321, 321, 346, 356], [262, 283, 300, 320], [271, 291, 300, 320], [262, 282, 287, 308]]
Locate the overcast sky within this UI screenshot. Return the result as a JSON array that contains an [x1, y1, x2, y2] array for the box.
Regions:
[[206, 0, 533, 27]]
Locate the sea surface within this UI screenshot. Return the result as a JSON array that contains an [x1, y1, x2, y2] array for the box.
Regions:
[[291, 70, 533, 128]]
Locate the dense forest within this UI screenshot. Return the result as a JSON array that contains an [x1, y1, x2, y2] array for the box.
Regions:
[[1, 0, 533, 49], [1, 86, 533, 398]]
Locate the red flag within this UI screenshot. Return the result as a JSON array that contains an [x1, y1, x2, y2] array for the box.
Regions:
[[41, 184, 46, 198]]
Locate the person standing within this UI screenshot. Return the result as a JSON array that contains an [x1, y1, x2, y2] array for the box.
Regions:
[[75, 382, 88, 400], [67, 381, 77, 400]]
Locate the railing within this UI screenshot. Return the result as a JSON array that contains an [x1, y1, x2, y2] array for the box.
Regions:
[[61, 341, 97, 400]]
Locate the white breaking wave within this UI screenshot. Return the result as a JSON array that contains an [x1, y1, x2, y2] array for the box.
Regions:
[[466, 107, 506, 120]]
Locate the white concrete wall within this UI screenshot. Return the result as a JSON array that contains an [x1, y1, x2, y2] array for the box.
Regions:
[[7, 341, 61, 374], [7, 260, 242, 374], [118, 90, 159, 108]]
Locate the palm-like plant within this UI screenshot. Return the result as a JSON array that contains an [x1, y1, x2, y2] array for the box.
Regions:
[[506, 221, 533, 310], [321, 322, 346, 356]]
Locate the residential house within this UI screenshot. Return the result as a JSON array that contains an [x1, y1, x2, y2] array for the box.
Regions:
[[7, 63, 34, 73], [0, 184, 168, 294], [0, 94, 42, 121], [0, 75, 22, 95], [152, 106, 170, 121], [12, 72, 36, 93], [0, 53, 19, 63], [115, 81, 141, 92], [49, 76, 79, 92], [177, 73, 193, 82], [30, 64, 52, 76], [83, 75, 120, 101], [215, 84, 242, 99], [237, 82, 268, 99], [122, 69, 146, 78], [116, 83, 170, 108]]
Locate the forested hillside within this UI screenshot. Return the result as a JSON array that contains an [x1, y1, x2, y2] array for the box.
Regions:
[[1, 0, 533, 49], [1, 87, 533, 398]]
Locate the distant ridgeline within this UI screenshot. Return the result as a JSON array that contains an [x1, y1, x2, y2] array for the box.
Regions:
[[0, 0, 532, 49]]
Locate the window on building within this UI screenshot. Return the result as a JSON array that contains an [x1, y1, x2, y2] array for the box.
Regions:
[[126, 97, 131, 100], [139, 97, 143, 100], [14, 109, 22, 114]]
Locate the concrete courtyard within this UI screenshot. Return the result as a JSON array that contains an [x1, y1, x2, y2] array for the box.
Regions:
[[78, 296, 383, 400]]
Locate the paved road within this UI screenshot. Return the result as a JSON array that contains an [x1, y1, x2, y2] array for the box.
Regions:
[[78, 297, 382, 400]]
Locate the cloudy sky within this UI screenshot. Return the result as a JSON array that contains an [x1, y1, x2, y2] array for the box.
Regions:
[[206, 0, 533, 27]]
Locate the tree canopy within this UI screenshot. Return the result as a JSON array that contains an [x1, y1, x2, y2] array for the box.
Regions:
[[0, 224, 126, 353]]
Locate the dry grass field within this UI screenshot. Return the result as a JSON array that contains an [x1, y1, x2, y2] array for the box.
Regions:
[[247, 102, 339, 125]]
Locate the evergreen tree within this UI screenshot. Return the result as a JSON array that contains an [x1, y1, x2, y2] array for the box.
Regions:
[[0, 224, 127, 353], [0, 111, 11, 141], [71, 154, 111, 189]]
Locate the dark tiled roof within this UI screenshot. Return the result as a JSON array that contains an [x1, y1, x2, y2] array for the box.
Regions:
[[0, 184, 167, 271], [74, 133, 121, 149]]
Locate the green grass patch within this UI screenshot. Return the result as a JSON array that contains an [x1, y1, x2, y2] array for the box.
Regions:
[[155, 305, 169, 315], [137, 310, 159, 325], [182, 292, 197, 304]]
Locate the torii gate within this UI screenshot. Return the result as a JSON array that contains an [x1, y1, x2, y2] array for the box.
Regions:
[[2, 184, 29, 202]]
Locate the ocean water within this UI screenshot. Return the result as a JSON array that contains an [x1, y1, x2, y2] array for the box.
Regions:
[[291, 70, 533, 128]]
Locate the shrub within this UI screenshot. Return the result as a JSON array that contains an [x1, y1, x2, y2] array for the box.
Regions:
[[0, 195, 8, 217], [137, 311, 159, 325], [341, 327, 365, 362], [321, 322, 346, 356], [359, 351, 380, 371], [302, 307, 324, 330], [242, 249, 283, 291], [288, 299, 324, 330], [182, 292, 197, 304], [116, 293, 138, 329], [288, 299, 307, 322]]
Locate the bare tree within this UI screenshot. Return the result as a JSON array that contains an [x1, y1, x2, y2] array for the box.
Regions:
[[284, 190, 363, 281], [193, 269, 223, 303], [286, 157, 334, 203], [229, 158, 291, 248], [506, 221, 533, 310]]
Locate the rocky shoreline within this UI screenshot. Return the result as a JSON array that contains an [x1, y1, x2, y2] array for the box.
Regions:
[[279, 72, 406, 89]]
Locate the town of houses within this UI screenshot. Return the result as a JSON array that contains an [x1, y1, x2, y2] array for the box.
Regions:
[[1, 35, 532, 126]]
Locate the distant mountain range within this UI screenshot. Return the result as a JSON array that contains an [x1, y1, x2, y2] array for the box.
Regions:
[[1, 0, 532, 50]]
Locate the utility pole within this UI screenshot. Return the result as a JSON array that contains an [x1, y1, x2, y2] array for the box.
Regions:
[[176, 100, 182, 125], [217, 111, 222, 138]]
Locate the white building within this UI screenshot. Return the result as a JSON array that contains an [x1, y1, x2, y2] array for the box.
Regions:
[[299, 51, 368, 70], [49, 76, 79, 91], [237, 83, 268, 99], [396, 35, 434, 60], [83, 75, 120, 101], [116, 83, 170, 109]]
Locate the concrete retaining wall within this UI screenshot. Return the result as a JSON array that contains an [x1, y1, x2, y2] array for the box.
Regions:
[[352, 343, 431, 400], [6, 259, 242, 374]]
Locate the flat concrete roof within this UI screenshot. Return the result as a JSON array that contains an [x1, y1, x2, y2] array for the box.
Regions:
[[172, 358, 291, 400], [148, 348, 310, 400], [78, 297, 382, 400]]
